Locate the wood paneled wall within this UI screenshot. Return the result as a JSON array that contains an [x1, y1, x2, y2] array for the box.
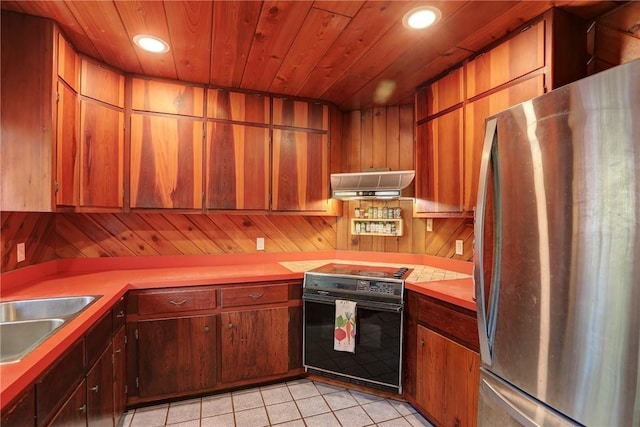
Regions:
[[1, 212, 56, 273], [54, 213, 336, 259]]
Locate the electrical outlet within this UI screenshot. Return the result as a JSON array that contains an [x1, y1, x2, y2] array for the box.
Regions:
[[455, 240, 463, 255], [17, 242, 26, 262], [426, 218, 433, 232], [256, 237, 265, 251]]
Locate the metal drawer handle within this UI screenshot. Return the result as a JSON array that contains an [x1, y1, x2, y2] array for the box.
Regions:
[[248, 293, 264, 300], [169, 299, 188, 306], [115, 349, 122, 354], [90, 385, 99, 392], [78, 405, 87, 413], [116, 310, 125, 318]]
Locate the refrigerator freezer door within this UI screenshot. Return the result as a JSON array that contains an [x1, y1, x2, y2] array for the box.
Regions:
[[478, 369, 580, 427], [476, 59, 640, 426]]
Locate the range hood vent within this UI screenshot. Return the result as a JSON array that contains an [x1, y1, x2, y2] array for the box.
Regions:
[[331, 170, 415, 200]]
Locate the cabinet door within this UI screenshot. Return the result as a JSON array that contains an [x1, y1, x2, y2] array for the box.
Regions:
[[131, 78, 204, 116], [86, 343, 114, 427], [415, 108, 463, 214], [207, 89, 269, 124], [1, 386, 35, 427], [56, 80, 78, 206], [137, 315, 217, 397], [273, 98, 328, 131], [466, 20, 544, 98], [416, 325, 479, 427], [49, 379, 87, 427], [415, 67, 463, 121], [272, 130, 328, 211], [130, 114, 203, 209], [57, 33, 78, 91], [206, 122, 269, 210], [220, 307, 288, 383], [79, 99, 124, 209], [464, 75, 544, 210], [113, 327, 126, 425], [81, 58, 124, 108]]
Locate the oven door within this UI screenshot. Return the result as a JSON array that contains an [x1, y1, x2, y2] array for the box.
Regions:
[[303, 294, 403, 392]]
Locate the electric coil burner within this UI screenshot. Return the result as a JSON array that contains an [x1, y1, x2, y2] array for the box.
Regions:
[[302, 263, 412, 393]]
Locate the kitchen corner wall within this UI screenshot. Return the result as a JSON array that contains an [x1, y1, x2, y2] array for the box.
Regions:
[[337, 105, 474, 262], [1, 211, 56, 274]]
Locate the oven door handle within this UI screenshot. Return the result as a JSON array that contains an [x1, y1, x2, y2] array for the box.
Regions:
[[303, 294, 403, 313]]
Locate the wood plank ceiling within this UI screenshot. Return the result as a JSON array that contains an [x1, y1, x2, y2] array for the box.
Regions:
[[0, 1, 625, 111]]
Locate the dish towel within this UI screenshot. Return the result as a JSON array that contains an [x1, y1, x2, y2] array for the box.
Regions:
[[334, 299, 356, 353]]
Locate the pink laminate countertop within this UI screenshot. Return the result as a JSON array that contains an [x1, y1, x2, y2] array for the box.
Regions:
[[0, 250, 474, 408]]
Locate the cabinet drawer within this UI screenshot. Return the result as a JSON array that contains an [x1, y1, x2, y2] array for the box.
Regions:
[[417, 296, 479, 352], [220, 284, 288, 308], [138, 288, 216, 315], [86, 310, 112, 367]]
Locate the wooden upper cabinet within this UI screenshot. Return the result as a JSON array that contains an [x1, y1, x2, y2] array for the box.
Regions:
[[415, 67, 463, 121], [131, 77, 204, 117], [273, 98, 329, 131], [207, 89, 270, 124], [1, 12, 57, 211], [79, 99, 124, 209], [464, 75, 544, 210], [57, 33, 78, 91], [56, 81, 79, 207], [272, 129, 328, 212], [130, 114, 203, 209], [415, 108, 464, 215], [206, 122, 269, 210], [80, 58, 124, 108], [466, 20, 545, 99]]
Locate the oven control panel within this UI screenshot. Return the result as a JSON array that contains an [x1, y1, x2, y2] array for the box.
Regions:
[[356, 280, 399, 295]]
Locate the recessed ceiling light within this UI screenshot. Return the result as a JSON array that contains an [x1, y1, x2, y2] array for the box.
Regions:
[[133, 34, 170, 53], [403, 6, 442, 30]]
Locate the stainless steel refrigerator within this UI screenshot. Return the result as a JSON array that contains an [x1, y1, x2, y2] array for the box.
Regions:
[[475, 59, 640, 426]]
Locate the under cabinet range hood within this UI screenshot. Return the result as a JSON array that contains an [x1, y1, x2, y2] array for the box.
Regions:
[[330, 170, 415, 200]]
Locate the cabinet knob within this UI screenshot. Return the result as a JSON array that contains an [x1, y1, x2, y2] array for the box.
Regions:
[[116, 310, 125, 318], [420, 339, 425, 346], [78, 405, 87, 413], [115, 349, 122, 354], [228, 323, 233, 329], [204, 326, 210, 333], [169, 299, 188, 306], [90, 385, 99, 392]]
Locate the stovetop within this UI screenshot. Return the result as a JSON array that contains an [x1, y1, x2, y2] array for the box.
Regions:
[[306, 263, 412, 281]]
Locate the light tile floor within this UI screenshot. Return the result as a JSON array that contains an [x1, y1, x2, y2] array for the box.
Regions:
[[120, 379, 435, 427]]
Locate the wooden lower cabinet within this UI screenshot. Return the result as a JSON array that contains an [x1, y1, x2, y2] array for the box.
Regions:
[[86, 343, 115, 427], [404, 291, 480, 427], [220, 307, 289, 383], [49, 380, 87, 427], [137, 315, 217, 398], [415, 326, 480, 427], [126, 281, 302, 404], [0, 387, 35, 427]]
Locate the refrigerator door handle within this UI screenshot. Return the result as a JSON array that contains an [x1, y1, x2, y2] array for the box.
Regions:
[[474, 117, 499, 365]]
